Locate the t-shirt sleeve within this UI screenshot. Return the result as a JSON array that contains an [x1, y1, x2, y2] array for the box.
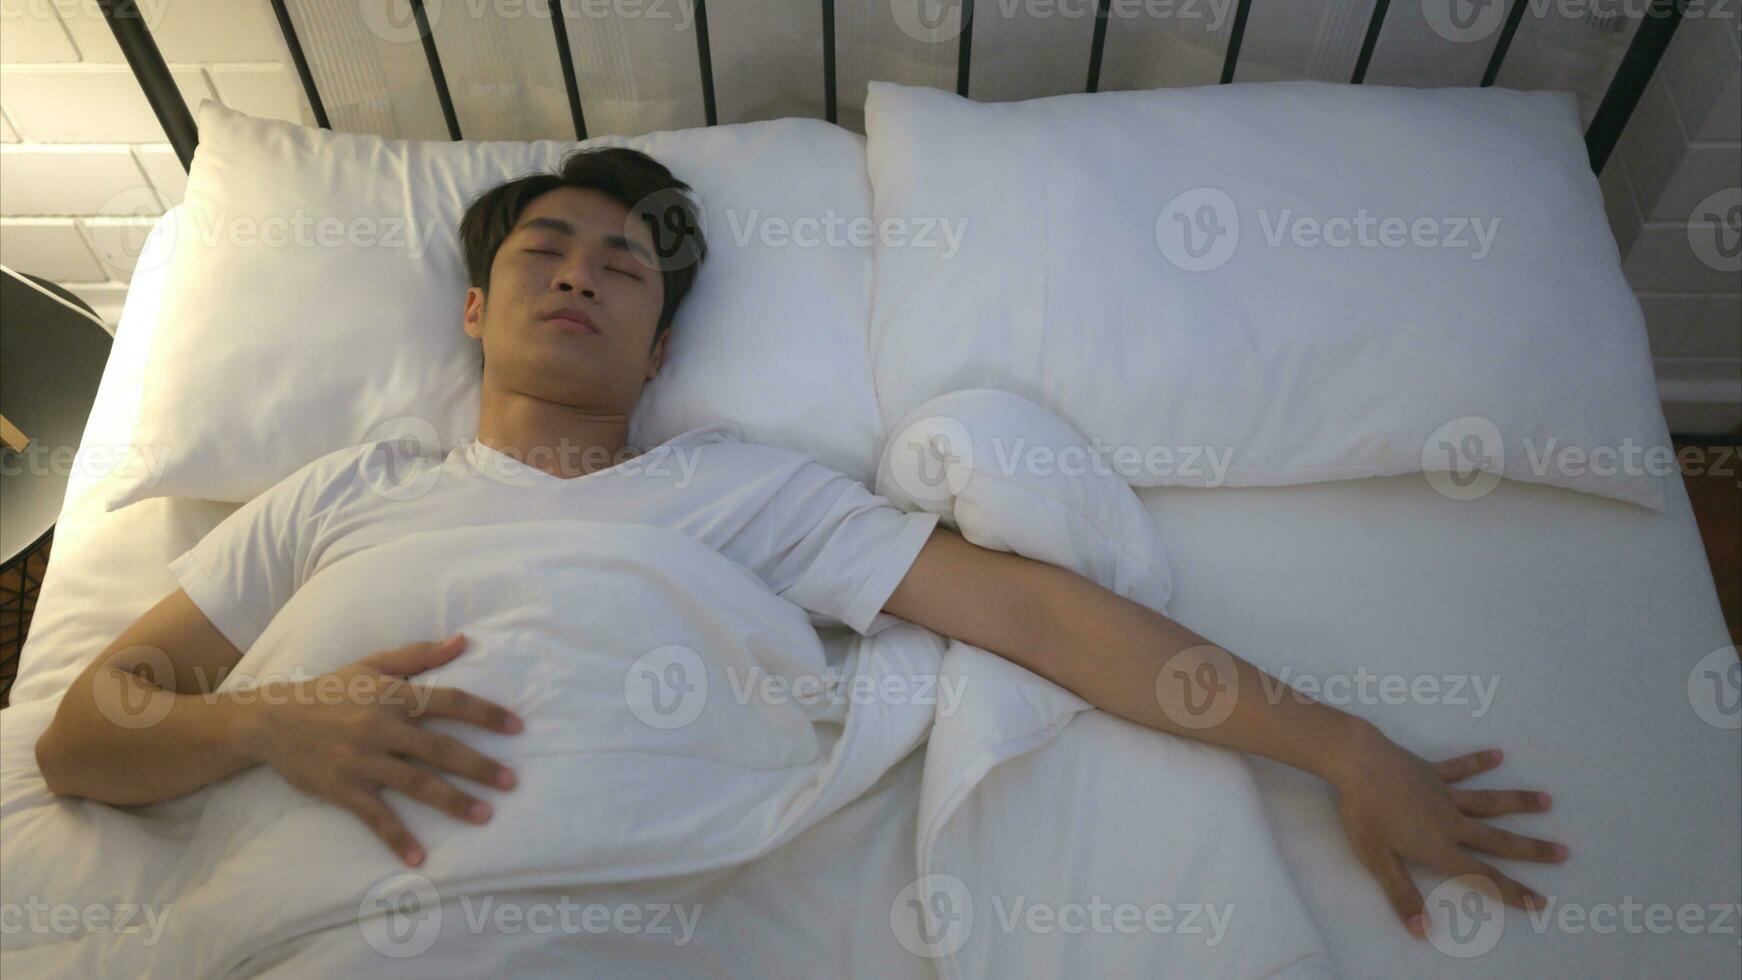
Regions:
[[733, 452, 941, 636], [166, 447, 364, 653]]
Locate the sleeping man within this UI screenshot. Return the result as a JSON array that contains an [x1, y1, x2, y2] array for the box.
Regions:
[[35, 146, 1566, 942]]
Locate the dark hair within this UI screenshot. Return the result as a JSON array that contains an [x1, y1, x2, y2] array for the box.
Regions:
[[458, 146, 707, 348]]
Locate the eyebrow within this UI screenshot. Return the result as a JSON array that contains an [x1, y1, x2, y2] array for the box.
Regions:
[[519, 215, 654, 264]]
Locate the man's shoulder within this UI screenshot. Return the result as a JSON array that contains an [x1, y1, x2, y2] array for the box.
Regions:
[[647, 423, 832, 483], [268, 435, 444, 503]]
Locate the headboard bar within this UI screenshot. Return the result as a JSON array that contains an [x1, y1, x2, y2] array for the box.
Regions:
[[693, 0, 718, 126], [547, 0, 589, 138], [1586, 0, 1688, 173], [98, 0, 1687, 178], [411, 0, 462, 140], [268, 0, 330, 130], [1219, 0, 1255, 84], [96, 0, 196, 170], [1480, 0, 1533, 87], [1350, 0, 1394, 85]]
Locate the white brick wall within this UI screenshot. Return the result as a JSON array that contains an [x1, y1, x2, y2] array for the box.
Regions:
[[1604, 13, 1742, 434], [0, 0, 311, 322]]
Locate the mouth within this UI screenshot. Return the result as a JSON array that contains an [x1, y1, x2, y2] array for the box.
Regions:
[[543, 310, 601, 335]]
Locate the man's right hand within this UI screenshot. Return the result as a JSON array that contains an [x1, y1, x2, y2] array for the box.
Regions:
[[242, 634, 523, 867]]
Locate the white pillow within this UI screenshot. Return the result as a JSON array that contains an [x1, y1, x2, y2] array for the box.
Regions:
[[864, 80, 1671, 510], [876, 387, 1172, 612], [105, 100, 885, 511]]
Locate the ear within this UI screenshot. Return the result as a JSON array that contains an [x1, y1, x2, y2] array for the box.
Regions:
[[463, 286, 485, 342], [645, 329, 668, 381]]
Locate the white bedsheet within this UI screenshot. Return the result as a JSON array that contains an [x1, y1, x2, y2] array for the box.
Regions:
[[1132, 466, 1741, 976]]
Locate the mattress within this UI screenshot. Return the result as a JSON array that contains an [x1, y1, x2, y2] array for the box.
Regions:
[[1132, 467, 1740, 977], [4, 280, 1737, 976]]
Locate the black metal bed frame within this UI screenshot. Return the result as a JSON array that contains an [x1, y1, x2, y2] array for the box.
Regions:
[[99, 0, 1685, 177]]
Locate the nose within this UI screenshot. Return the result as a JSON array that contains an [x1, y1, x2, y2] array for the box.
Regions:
[[554, 249, 599, 299]]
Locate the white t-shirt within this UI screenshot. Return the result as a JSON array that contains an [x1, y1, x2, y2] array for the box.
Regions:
[[168, 422, 940, 654]]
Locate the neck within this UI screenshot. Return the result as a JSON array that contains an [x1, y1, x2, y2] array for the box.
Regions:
[[473, 376, 641, 480]]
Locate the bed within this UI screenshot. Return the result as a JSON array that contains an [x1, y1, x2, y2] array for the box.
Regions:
[[4, 246, 1736, 978], [3, 1, 1738, 977]]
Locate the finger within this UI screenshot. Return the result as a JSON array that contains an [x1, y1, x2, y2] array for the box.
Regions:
[[365, 634, 468, 677], [365, 757, 494, 827], [1434, 748, 1504, 784], [341, 788, 425, 867], [1361, 849, 1428, 939], [385, 723, 518, 791], [415, 686, 523, 734], [1448, 787, 1552, 817], [1460, 820, 1569, 864], [1436, 850, 1545, 912]]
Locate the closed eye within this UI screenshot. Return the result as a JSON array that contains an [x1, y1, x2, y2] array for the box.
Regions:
[[525, 248, 561, 257], [608, 267, 643, 280]]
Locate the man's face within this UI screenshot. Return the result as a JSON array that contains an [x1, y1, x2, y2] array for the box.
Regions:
[[464, 186, 668, 411]]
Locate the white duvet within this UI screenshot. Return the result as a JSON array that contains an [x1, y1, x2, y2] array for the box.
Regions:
[[1, 391, 1334, 978]]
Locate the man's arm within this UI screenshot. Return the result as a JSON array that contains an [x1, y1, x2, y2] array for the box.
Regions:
[[882, 526, 1567, 938], [34, 588, 524, 867], [36, 587, 258, 802]]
